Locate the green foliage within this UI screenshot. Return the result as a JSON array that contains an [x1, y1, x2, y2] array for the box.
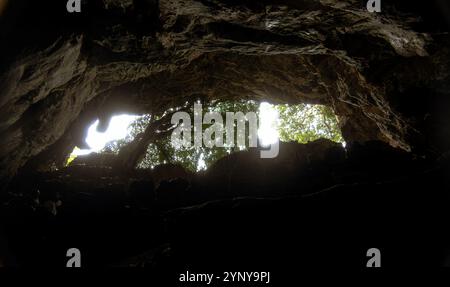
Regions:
[[102, 101, 343, 171], [276, 104, 343, 144], [103, 100, 259, 171], [137, 137, 232, 171], [139, 100, 259, 171]]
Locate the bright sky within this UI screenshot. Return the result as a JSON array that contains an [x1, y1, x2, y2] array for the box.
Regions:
[[258, 102, 280, 146], [71, 114, 141, 156]]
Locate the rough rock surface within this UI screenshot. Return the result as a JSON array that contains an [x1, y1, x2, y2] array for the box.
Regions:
[[1, 140, 449, 267], [1, 0, 450, 187]]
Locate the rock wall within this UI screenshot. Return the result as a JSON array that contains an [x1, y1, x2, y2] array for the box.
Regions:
[[1, 0, 450, 187]]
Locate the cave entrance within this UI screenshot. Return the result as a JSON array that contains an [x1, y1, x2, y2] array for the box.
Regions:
[[67, 114, 145, 164], [67, 101, 343, 171]]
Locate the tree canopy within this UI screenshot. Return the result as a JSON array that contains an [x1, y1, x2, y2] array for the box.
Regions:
[[277, 104, 343, 144], [99, 101, 343, 171]]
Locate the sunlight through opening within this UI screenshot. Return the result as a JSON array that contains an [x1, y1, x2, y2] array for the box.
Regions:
[[70, 114, 142, 157], [67, 101, 343, 170], [258, 102, 279, 146]]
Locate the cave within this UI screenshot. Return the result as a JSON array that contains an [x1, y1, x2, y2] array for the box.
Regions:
[[1, 0, 450, 275]]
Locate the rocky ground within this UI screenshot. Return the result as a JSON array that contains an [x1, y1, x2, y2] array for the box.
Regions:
[[1, 140, 449, 269]]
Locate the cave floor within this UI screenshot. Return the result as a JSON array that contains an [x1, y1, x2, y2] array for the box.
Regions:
[[2, 142, 450, 269]]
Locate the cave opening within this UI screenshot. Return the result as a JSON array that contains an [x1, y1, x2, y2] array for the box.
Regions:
[[67, 101, 343, 172], [68, 114, 144, 158]]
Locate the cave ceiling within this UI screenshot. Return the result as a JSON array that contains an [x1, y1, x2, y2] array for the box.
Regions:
[[0, 0, 449, 187]]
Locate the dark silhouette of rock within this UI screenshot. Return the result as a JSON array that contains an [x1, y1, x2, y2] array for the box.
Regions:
[[0, 140, 448, 267], [200, 139, 345, 199]]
